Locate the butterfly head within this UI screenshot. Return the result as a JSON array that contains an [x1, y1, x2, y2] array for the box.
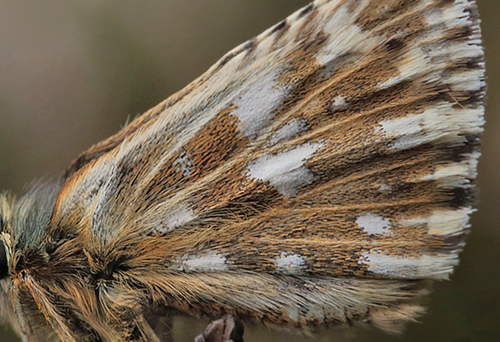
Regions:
[[0, 182, 63, 282], [0, 194, 17, 336], [0, 194, 13, 281], [0, 183, 68, 340]]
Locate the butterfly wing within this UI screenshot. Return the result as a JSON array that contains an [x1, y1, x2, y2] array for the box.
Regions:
[[51, 0, 484, 334]]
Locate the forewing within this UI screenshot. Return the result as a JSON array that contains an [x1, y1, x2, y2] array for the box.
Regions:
[[51, 0, 484, 332]]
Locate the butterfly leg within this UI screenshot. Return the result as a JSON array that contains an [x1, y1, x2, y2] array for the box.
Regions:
[[194, 315, 244, 342]]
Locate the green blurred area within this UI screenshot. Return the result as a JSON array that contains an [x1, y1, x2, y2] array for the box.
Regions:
[[0, 1, 498, 341]]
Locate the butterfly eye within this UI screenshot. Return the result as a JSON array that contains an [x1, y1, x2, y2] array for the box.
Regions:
[[0, 240, 8, 279]]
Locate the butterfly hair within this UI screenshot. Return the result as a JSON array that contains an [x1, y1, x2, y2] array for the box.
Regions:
[[0, 0, 485, 341]]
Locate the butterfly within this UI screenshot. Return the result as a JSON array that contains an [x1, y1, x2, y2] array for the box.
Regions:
[[0, 0, 485, 341]]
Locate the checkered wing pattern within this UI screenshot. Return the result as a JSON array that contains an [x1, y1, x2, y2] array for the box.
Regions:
[[52, 0, 484, 335]]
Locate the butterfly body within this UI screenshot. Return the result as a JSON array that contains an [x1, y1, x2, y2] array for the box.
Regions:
[[0, 0, 485, 341]]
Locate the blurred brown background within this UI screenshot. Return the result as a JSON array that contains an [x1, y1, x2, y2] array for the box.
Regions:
[[0, 0, 498, 341]]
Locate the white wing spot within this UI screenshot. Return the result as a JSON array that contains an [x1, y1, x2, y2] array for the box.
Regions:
[[420, 152, 481, 183], [170, 252, 230, 272], [275, 252, 305, 274], [427, 207, 474, 236], [315, 5, 383, 65], [423, 7, 443, 26], [331, 96, 347, 110], [447, 69, 485, 92], [359, 250, 458, 280], [379, 47, 429, 89], [378, 184, 392, 192], [400, 207, 474, 236], [156, 205, 197, 233], [247, 142, 324, 197], [356, 213, 392, 235], [375, 103, 484, 152], [269, 119, 308, 145], [232, 68, 290, 137], [173, 151, 193, 177]]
